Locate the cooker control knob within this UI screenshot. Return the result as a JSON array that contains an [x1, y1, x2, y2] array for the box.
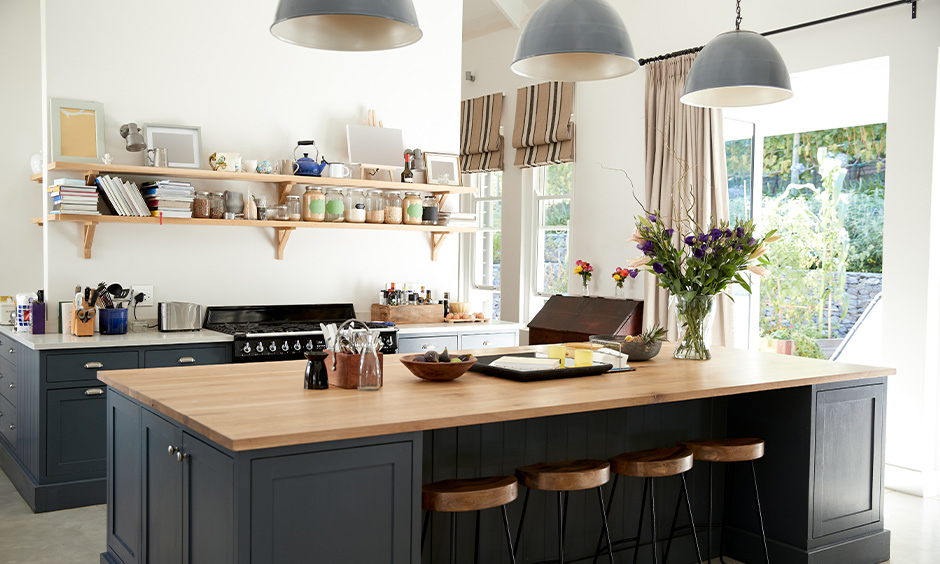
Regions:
[[242, 343, 251, 354], [293, 340, 302, 351], [281, 341, 289, 352], [255, 342, 264, 353], [268, 342, 277, 352], [305, 340, 314, 351]]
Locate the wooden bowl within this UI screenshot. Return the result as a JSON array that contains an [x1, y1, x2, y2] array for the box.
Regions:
[[449, 301, 471, 314], [400, 354, 476, 381]]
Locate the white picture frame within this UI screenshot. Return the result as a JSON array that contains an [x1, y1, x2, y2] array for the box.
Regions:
[[144, 124, 202, 168], [423, 152, 462, 186], [50, 98, 105, 163]]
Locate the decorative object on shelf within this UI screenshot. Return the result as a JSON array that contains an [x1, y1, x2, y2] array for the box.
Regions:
[[511, 0, 638, 81], [101, 153, 113, 165], [119, 123, 147, 152], [423, 152, 461, 186], [257, 159, 274, 174], [680, 0, 792, 108], [270, 0, 422, 52], [611, 266, 639, 298], [50, 98, 105, 164], [30, 151, 43, 174], [574, 259, 593, 296], [143, 124, 202, 168], [208, 152, 242, 172], [146, 147, 168, 168], [621, 324, 668, 361], [628, 211, 778, 360]]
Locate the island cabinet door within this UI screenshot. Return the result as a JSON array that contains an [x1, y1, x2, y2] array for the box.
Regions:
[[182, 431, 234, 564], [46, 385, 108, 477], [142, 410, 183, 564], [107, 392, 141, 564]]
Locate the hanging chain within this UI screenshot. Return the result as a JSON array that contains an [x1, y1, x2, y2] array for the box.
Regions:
[[735, 0, 742, 30]]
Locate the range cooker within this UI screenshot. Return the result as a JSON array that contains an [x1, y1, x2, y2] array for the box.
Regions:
[[204, 303, 398, 363]]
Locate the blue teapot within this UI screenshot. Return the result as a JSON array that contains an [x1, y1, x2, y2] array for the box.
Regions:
[[294, 140, 327, 176]]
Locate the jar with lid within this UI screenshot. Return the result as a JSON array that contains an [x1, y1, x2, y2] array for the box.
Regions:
[[402, 191, 423, 225], [269, 204, 289, 221], [345, 189, 366, 223], [365, 190, 385, 224], [302, 186, 325, 222], [384, 192, 403, 224], [285, 195, 302, 221], [209, 192, 225, 219], [193, 191, 210, 219], [324, 187, 345, 222], [422, 194, 439, 225]]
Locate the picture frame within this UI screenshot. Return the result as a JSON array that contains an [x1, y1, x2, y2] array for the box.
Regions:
[[423, 152, 462, 186], [144, 124, 202, 168], [50, 98, 105, 163]]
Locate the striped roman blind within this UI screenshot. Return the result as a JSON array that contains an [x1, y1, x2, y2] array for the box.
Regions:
[[459, 93, 504, 173], [512, 81, 575, 168]]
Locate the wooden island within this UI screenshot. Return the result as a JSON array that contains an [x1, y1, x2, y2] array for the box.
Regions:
[[98, 345, 893, 564]]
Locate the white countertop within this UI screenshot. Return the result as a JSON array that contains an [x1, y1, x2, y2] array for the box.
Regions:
[[395, 320, 523, 335], [0, 325, 233, 351]]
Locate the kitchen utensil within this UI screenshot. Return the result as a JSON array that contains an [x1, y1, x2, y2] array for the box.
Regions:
[[223, 190, 244, 214], [321, 163, 352, 178], [96, 282, 114, 308], [107, 283, 130, 299], [449, 302, 471, 314], [146, 147, 168, 167], [242, 159, 259, 174], [208, 152, 242, 171]]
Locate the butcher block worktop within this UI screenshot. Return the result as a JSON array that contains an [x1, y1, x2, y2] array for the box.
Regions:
[[97, 344, 894, 452]]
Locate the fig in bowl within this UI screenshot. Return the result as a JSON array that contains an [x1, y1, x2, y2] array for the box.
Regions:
[[400, 349, 476, 381]]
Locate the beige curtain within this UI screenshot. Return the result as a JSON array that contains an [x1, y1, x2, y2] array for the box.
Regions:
[[460, 93, 504, 173], [643, 53, 733, 346], [512, 81, 575, 167]]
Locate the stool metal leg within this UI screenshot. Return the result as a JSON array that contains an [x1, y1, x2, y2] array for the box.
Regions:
[[513, 488, 530, 560], [663, 480, 684, 562], [596, 486, 616, 563], [592, 474, 620, 564], [501, 505, 517, 564], [663, 472, 702, 564], [707, 462, 714, 563], [632, 478, 650, 564], [474, 510, 481, 564], [557, 491, 566, 564], [451, 512, 457, 564], [752, 461, 771, 564], [421, 510, 430, 552], [649, 477, 659, 564]]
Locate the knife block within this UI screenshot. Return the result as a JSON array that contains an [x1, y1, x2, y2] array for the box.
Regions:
[[324, 351, 384, 389], [71, 300, 95, 337]]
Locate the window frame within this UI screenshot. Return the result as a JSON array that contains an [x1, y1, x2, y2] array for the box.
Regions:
[[531, 163, 573, 299], [470, 171, 502, 292]]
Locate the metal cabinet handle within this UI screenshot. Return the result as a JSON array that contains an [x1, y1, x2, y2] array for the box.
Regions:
[[421, 344, 437, 350], [176, 451, 188, 463], [8, 348, 12, 354], [8, 424, 14, 430], [84, 388, 104, 396], [168, 445, 179, 455], [482, 341, 495, 346], [178, 357, 196, 364], [84, 362, 103, 369], [8, 383, 13, 389]]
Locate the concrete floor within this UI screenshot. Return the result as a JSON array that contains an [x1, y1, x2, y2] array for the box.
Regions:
[[0, 468, 937, 563]]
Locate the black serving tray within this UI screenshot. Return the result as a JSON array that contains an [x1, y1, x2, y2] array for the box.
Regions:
[[468, 353, 633, 382]]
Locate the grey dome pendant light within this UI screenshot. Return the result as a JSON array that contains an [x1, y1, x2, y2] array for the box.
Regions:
[[270, 0, 422, 51], [511, 0, 638, 81], [681, 0, 792, 108]]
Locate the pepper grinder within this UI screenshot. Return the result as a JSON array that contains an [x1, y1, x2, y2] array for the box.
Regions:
[[303, 351, 330, 390]]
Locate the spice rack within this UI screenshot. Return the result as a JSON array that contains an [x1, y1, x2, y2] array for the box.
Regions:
[[31, 162, 476, 260]]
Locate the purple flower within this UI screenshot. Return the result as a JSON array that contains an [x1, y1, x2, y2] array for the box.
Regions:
[[684, 235, 695, 246], [735, 226, 745, 238], [748, 237, 756, 246], [710, 228, 722, 241], [641, 240, 654, 253], [698, 233, 708, 243], [628, 268, 639, 278], [664, 228, 674, 237], [648, 213, 657, 222], [652, 262, 665, 274], [736, 245, 743, 252], [723, 229, 733, 238], [693, 247, 706, 258]]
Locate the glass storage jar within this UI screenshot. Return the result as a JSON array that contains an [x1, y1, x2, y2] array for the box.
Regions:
[[302, 186, 325, 222], [193, 191, 210, 219], [365, 190, 385, 223], [345, 189, 366, 223], [268, 204, 289, 221], [285, 195, 301, 221], [402, 191, 423, 225], [324, 187, 345, 222], [384, 192, 403, 224], [209, 192, 225, 219], [422, 194, 439, 225]]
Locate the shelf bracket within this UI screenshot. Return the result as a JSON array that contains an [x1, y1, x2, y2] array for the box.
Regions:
[[276, 182, 298, 205], [436, 193, 449, 209], [430, 232, 449, 262], [275, 227, 295, 260], [83, 170, 99, 186], [82, 222, 97, 259]]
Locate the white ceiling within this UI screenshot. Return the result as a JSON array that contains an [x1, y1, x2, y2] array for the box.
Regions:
[[463, 0, 544, 41]]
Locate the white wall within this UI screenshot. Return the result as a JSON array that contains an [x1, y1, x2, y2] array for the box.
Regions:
[[463, 1, 940, 495], [0, 0, 43, 298], [37, 0, 462, 320]]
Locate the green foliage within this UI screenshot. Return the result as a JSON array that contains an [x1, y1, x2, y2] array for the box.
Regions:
[[726, 138, 753, 222], [842, 177, 884, 273], [540, 163, 572, 294]]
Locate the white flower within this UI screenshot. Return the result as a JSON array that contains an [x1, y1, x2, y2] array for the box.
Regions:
[[627, 256, 651, 268], [747, 265, 770, 277]]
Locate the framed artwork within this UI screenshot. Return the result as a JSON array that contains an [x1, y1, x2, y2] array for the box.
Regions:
[[144, 124, 202, 168], [50, 98, 105, 163], [423, 152, 462, 186]]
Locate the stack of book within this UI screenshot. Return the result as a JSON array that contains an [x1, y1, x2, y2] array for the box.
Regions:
[[141, 180, 195, 219], [436, 211, 477, 227], [95, 175, 150, 217], [49, 179, 100, 215]]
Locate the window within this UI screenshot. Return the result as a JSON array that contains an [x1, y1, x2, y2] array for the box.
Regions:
[[533, 163, 572, 296], [469, 171, 502, 319]]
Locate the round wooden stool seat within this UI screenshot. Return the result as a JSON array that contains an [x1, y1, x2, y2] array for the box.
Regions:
[[609, 446, 693, 478], [680, 438, 765, 462], [515, 459, 610, 491], [422, 476, 518, 513]]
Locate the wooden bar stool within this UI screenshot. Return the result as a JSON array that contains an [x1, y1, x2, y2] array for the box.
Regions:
[[421, 476, 518, 564], [678, 438, 770, 564], [591, 446, 702, 564], [515, 459, 615, 564]]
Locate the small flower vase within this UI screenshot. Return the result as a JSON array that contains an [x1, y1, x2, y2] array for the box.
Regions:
[[581, 278, 590, 297], [671, 294, 716, 360], [614, 284, 624, 298]]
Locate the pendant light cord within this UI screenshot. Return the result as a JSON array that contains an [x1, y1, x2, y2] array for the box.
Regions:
[[735, 0, 742, 31]]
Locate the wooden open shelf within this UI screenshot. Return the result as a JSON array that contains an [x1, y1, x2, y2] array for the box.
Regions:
[[34, 162, 477, 260]]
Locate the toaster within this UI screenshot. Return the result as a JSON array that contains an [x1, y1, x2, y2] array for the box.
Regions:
[[158, 302, 203, 332]]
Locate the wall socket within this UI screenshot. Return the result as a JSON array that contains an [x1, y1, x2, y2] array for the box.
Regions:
[[131, 285, 154, 307]]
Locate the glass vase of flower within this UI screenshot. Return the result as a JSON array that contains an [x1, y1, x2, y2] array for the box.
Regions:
[[574, 260, 593, 296], [611, 267, 638, 298], [629, 212, 778, 360]]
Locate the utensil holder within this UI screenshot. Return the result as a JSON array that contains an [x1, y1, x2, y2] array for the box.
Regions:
[[99, 308, 128, 335], [71, 300, 95, 337], [324, 351, 384, 389]]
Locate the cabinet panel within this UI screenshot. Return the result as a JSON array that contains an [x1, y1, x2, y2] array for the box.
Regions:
[[47, 350, 139, 383], [0, 334, 17, 366], [0, 356, 17, 406], [108, 392, 141, 564], [398, 335, 458, 354], [459, 331, 517, 350], [46, 386, 108, 477], [0, 393, 16, 446], [251, 441, 416, 564], [812, 383, 885, 538], [145, 345, 229, 369], [184, 432, 234, 564], [142, 410, 183, 564]]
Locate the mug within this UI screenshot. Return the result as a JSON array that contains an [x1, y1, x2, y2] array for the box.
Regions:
[[278, 159, 300, 175], [147, 147, 168, 168], [209, 152, 242, 172], [223, 190, 244, 214], [257, 160, 274, 174], [322, 163, 351, 178], [242, 159, 259, 174]]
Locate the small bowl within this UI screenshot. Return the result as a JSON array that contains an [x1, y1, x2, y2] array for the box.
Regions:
[[400, 354, 476, 381], [621, 340, 663, 361], [449, 301, 471, 314]]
